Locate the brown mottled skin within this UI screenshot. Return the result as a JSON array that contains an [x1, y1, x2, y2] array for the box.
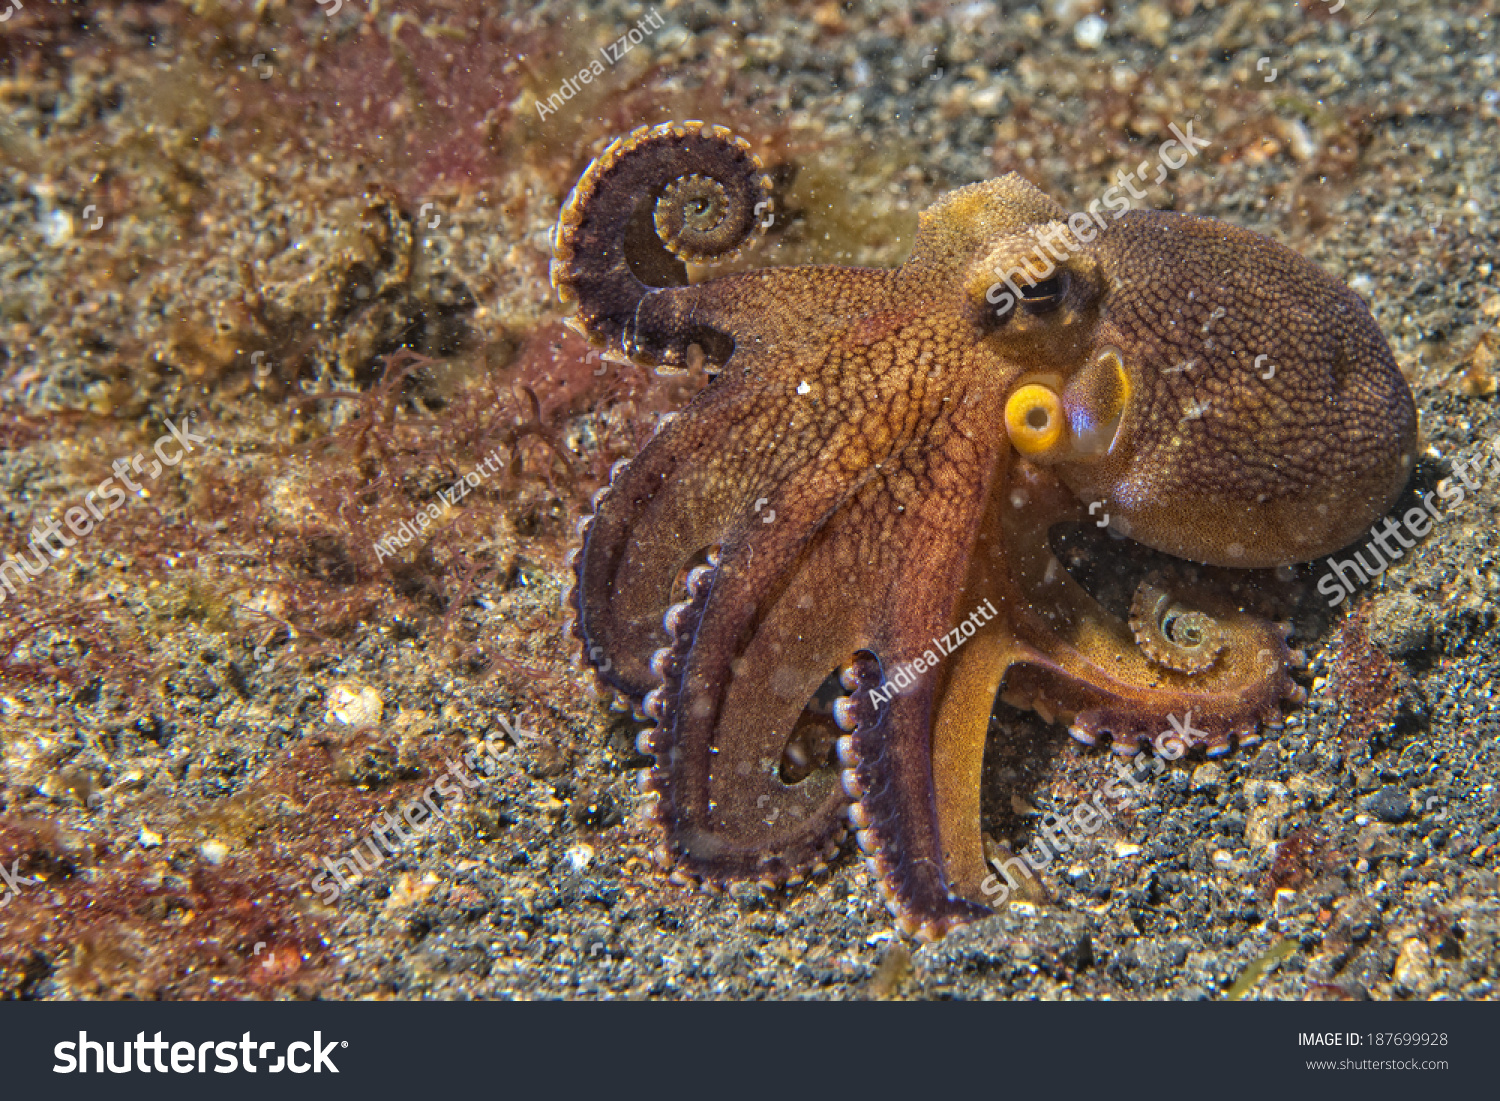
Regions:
[[552, 122, 1418, 939]]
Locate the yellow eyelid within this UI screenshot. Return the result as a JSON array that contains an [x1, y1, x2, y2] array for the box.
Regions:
[[1005, 383, 1066, 457]]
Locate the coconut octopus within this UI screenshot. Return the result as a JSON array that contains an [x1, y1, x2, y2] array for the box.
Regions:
[[552, 122, 1417, 939]]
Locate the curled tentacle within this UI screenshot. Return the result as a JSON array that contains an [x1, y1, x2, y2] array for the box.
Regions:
[[1128, 571, 1228, 674], [551, 121, 772, 368], [995, 462, 1302, 761], [654, 174, 748, 262]]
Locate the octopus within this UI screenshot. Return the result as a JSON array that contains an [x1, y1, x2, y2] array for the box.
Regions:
[[552, 122, 1418, 939]]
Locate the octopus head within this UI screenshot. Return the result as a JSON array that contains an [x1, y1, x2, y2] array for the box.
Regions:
[[916, 176, 1419, 568]]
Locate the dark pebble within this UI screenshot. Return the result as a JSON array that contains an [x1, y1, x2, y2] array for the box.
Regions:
[[1362, 787, 1411, 822]]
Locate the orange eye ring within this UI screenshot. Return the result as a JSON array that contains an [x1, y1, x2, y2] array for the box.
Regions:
[[1005, 383, 1066, 457]]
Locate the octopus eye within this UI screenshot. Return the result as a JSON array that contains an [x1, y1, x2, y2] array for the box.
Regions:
[[1005, 383, 1066, 456], [1019, 271, 1069, 314]]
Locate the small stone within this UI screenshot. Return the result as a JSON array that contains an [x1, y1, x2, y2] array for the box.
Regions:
[[1367, 593, 1434, 659], [1289, 773, 1334, 803], [867, 941, 912, 999], [1362, 787, 1411, 823], [1191, 762, 1223, 791], [1277, 117, 1317, 163], [40, 208, 74, 246], [1393, 937, 1433, 994], [1113, 841, 1142, 858], [970, 85, 1003, 112], [1073, 14, 1108, 49], [1211, 848, 1236, 869], [1459, 362, 1497, 398], [325, 683, 383, 726], [200, 839, 229, 864], [811, 2, 843, 30], [1274, 888, 1300, 917], [384, 872, 439, 911], [139, 829, 163, 848], [1356, 823, 1400, 859], [1246, 782, 1290, 847], [1127, 2, 1171, 48], [1047, 0, 1100, 26]]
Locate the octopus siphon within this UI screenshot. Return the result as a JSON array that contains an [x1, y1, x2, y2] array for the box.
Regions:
[[552, 122, 1417, 939]]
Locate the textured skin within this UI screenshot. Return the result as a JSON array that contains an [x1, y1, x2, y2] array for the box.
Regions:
[[1068, 213, 1416, 565], [553, 122, 1419, 939]]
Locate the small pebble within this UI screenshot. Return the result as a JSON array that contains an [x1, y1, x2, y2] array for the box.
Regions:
[[325, 683, 383, 726], [1362, 787, 1411, 823], [1356, 823, 1400, 859], [1073, 14, 1108, 49], [40, 209, 73, 246], [1367, 592, 1433, 658], [1393, 937, 1434, 993]]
